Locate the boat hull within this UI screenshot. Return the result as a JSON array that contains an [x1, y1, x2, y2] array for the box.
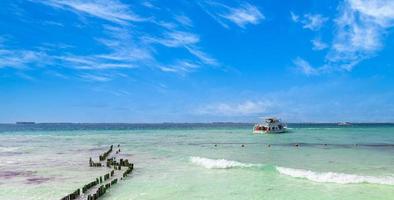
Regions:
[[253, 129, 286, 134]]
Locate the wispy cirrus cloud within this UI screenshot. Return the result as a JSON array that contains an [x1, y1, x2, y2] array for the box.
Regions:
[[175, 15, 193, 27], [295, 0, 394, 75], [185, 46, 219, 66], [148, 31, 200, 47], [199, 2, 264, 28], [159, 60, 200, 74], [56, 55, 137, 70], [291, 12, 328, 31], [26, 0, 154, 71], [31, 1, 218, 74], [327, 0, 394, 70], [223, 3, 264, 28], [311, 38, 328, 51], [145, 30, 219, 67], [290, 11, 299, 22], [302, 14, 328, 30], [0, 49, 50, 69], [79, 73, 112, 82], [0, 26, 150, 71], [141, 1, 156, 9], [79, 71, 129, 82], [53, 25, 152, 70], [4, 0, 220, 79], [293, 57, 321, 76], [38, 0, 145, 24]]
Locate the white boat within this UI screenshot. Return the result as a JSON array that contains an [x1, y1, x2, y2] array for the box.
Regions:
[[253, 118, 287, 134], [338, 122, 352, 126]]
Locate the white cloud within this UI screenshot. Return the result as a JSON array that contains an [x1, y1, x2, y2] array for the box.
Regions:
[[145, 29, 219, 69], [155, 21, 177, 29], [290, 12, 327, 31], [197, 100, 272, 116], [295, 0, 394, 75], [222, 3, 264, 28], [141, 1, 155, 9], [293, 57, 320, 76], [159, 60, 200, 74], [150, 31, 200, 48], [185, 46, 218, 66], [58, 55, 137, 69], [39, 0, 144, 24], [290, 12, 299, 22], [0, 49, 49, 69], [311, 38, 328, 50], [95, 28, 153, 64], [12, 0, 219, 77], [79, 73, 111, 82], [350, 0, 394, 25], [0, 40, 134, 71], [159, 66, 178, 73], [302, 14, 328, 31], [175, 15, 193, 27], [327, 0, 394, 70], [54, 24, 153, 70], [200, 2, 264, 28]]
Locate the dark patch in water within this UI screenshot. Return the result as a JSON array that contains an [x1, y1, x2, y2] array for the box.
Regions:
[[26, 177, 52, 184], [0, 170, 36, 179]]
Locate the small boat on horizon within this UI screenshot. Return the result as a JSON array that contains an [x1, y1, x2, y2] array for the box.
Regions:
[[253, 117, 287, 134], [338, 122, 352, 126], [16, 121, 35, 125]]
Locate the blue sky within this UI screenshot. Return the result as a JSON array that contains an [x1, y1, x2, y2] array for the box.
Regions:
[[1, 0, 394, 123]]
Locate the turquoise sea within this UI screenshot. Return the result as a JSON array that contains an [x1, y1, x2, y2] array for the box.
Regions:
[[0, 123, 393, 200]]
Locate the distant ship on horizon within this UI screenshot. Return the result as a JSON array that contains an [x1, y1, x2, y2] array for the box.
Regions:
[[337, 122, 352, 126], [16, 122, 36, 125]]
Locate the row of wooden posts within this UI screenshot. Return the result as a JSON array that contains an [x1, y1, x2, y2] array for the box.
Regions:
[[106, 157, 131, 168], [89, 157, 102, 167], [60, 145, 134, 200], [60, 189, 80, 200], [86, 183, 111, 200], [99, 145, 113, 161], [123, 164, 134, 178], [82, 180, 98, 193]]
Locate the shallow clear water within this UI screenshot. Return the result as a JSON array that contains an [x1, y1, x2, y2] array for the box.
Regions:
[[0, 124, 393, 200]]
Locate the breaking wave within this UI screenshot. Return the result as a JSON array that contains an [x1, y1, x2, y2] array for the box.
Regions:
[[189, 157, 394, 185], [190, 157, 261, 169], [276, 166, 394, 185]]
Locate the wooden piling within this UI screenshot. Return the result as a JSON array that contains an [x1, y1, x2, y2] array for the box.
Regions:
[[60, 144, 135, 200]]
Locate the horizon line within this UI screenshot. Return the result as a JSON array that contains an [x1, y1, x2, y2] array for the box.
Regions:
[[3, 121, 394, 124]]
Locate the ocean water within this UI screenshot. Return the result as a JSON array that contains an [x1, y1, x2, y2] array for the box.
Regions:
[[0, 123, 394, 200]]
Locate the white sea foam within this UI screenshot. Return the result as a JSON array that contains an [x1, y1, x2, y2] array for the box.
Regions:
[[276, 166, 394, 185], [0, 160, 17, 166], [190, 157, 260, 169], [0, 147, 20, 152]]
